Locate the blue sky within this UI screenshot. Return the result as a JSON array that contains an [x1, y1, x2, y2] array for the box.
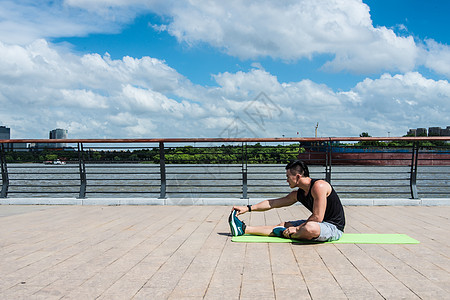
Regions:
[[55, 0, 450, 89], [0, 0, 449, 139]]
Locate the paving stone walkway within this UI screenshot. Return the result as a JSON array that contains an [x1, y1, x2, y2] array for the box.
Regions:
[[0, 205, 449, 299]]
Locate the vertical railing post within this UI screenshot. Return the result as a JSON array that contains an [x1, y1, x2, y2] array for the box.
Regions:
[[159, 142, 166, 199], [241, 142, 248, 199], [0, 143, 9, 198], [410, 142, 419, 199], [325, 140, 332, 183], [78, 143, 87, 199]]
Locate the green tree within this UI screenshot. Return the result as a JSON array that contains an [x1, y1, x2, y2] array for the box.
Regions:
[[45, 154, 58, 161]]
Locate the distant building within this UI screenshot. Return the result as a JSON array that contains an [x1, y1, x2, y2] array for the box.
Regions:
[[31, 128, 69, 151], [49, 128, 68, 148], [0, 126, 28, 151], [407, 128, 427, 136], [0, 126, 10, 139], [442, 126, 450, 136], [428, 127, 441, 136], [407, 129, 417, 136], [407, 126, 450, 137], [417, 128, 427, 136]]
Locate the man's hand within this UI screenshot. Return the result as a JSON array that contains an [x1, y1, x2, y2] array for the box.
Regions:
[[232, 206, 249, 216], [282, 226, 297, 239]]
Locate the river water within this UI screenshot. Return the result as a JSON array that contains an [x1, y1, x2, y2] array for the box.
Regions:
[[5, 163, 449, 198]]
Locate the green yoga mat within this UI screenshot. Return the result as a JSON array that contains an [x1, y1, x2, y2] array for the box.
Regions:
[[232, 233, 420, 244]]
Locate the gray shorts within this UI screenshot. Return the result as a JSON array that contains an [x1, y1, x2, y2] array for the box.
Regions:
[[287, 220, 343, 242]]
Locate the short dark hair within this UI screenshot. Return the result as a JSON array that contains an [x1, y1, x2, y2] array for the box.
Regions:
[[285, 160, 309, 177]]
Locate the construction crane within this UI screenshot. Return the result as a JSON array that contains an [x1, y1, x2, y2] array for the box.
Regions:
[[315, 122, 319, 138]]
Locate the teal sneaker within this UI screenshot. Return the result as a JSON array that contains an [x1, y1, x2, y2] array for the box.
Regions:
[[229, 210, 246, 236], [272, 226, 287, 237]]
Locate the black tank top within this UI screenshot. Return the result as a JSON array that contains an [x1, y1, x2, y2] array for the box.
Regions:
[[296, 179, 345, 231]]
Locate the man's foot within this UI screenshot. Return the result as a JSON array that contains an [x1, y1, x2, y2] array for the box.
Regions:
[[229, 210, 246, 236], [272, 226, 287, 237]]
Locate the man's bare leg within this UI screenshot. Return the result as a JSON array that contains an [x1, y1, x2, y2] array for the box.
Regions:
[[246, 221, 321, 239], [244, 225, 278, 236], [245, 221, 294, 236]]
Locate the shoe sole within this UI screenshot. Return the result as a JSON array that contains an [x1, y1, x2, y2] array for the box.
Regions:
[[229, 211, 239, 236]]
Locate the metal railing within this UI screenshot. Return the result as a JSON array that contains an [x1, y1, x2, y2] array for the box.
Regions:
[[0, 137, 449, 199]]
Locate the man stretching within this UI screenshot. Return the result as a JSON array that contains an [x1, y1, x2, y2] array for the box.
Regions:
[[229, 160, 345, 242]]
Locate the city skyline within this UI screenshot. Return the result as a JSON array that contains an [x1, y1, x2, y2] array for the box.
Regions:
[[0, 1, 449, 139], [2, 124, 449, 141]]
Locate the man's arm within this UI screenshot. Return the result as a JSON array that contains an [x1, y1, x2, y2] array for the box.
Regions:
[[233, 191, 298, 216], [306, 180, 330, 222], [287, 181, 330, 239]]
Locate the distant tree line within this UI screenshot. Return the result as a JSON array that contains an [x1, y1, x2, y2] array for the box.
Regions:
[[2, 143, 302, 164]]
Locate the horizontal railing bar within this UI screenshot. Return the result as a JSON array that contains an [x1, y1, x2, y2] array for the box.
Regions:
[[8, 166, 79, 169], [327, 171, 411, 174], [248, 184, 288, 186], [334, 184, 410, 187], [10, 185, 80, 187], [9, 191, 77, 194], [85, 165, 159, 167], [248, 178, 410, 181], [165, 165, 242, 168], [166, 185, 242, 188], [9, 172, 81, 175], [334, 191, 408, 194], [420, 192, 450, 194], [165, 178, 241, 181], [329, 178, 410, 181], [85, 192, 159, 194], [166, 191, 240, 194], [246, 191, 408, 195], [165, 172, 242, 175], [86, 172, 161, 175], [247, 184, 411, 188], [10, 179, 79, 181], [86, 178, 159, 180], [87, 185, 160, 187]]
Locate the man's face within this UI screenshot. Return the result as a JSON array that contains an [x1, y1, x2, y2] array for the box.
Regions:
[[286, 169, 299, 188]]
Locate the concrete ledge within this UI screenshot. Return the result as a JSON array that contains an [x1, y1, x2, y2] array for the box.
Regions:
[[0, 198, 83, 205], [81, 198, 164, 206], [341, 198, 375, 206], [373, 198, 422, 206], [1, 197, 449, 206], [421, 198, 450, 206], [165, 197, 249, 206]]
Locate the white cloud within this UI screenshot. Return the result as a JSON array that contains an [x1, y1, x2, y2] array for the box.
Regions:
[[0, 1, 126, 44], [61, 89, 108, 108], [62, 0, 447, 76], [342, 72, 450, 133], [0, 40, 202, 138], [0, 37, 449, 139], [1, 0, 448, 77], [423, 39, 450, 77], [157, 0, 420, 74]]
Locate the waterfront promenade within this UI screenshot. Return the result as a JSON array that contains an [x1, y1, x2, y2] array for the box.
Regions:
[[0, 204, 449, 299]]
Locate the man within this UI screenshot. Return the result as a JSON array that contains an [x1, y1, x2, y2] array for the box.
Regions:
[[229, 160, 345, 242]]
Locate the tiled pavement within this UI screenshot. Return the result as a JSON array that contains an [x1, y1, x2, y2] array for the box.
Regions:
[[0, 205, 449, 299]]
